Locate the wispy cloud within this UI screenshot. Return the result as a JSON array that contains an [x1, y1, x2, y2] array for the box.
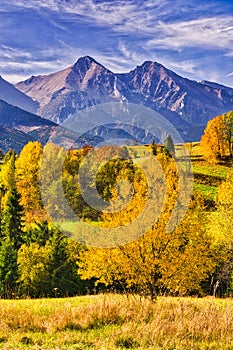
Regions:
[[147, 17, 233, 50], [0, 59, 65, 83], [0, 45, 32, 60], [158, 58, 199, 75], [0, 0, 59, 11], [224, 51, 233, 57], [0, 0, 232, 86], [2, 0, 232, 37]]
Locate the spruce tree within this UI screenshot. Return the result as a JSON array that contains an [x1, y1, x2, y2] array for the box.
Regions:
[[47, 228, 83, 297], [0, 238, 18, 298], [1, 187, 25, 250], [164, 135, 175, 157], [151, 139, 158, 156]]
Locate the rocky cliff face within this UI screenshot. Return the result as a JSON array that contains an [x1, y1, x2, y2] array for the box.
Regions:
[[15, 56, 233, 141]]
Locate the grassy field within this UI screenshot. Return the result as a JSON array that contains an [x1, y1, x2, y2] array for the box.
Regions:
[[128, 142, 232, 203], [1, 294, 233, 349], [181, 142, 232, 203]]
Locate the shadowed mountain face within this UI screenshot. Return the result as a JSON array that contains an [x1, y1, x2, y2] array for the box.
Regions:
[[15, 56, 233, 141], [0, 76, 38, 114], [0, 99, 55, 132], [0, 125, 35, 153], [0, 99, 57, 152]]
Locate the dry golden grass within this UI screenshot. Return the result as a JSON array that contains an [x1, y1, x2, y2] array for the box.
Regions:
[[0, 294, 233, 349]]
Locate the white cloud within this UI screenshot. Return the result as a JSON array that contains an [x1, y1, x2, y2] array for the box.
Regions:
[[0, 0, 232, 87], [0, 45, 32, 60], [147, 17, 233, 50], [2, 0, 232, 50], [118, 42, 132, 60], [0, 60, 61, 72], [116, 41, 152, 69], [0, 0, 170, 33], [224, 51, 233, 57], [2, 73, 31, 84], [0, 0, 59, 11], [158, 59, 199, 74]]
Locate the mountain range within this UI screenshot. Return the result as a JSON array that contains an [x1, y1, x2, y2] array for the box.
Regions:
[[15, 56, 233, 141], [0, 56, 233, 152]]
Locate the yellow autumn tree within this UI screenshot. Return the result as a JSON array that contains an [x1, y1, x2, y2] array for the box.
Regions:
[[207, 170, 233, 296], [222, 111, 233, 158], [39, 143, 67, 222], [17, 243, 51, 297], [0, 151, 17, 209], [208, 171, 233, 247], [78, 154, 214, 299], [200, 111, 233, 160], [15, 141, 46, 223], [200, 115, 227, 160]]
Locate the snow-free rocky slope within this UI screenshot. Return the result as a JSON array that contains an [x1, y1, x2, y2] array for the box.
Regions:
[[15, 56, 233, 141]]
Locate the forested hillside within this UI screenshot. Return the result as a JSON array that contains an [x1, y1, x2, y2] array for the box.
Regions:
[[0, 112, 232, 299]]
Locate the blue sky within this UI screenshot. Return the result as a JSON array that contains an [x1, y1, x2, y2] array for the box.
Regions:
[[0, 0, 232, 87]]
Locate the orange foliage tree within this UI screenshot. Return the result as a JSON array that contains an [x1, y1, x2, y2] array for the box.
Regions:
[[200, 111, 233, 160], [200, 115, 226, 160]]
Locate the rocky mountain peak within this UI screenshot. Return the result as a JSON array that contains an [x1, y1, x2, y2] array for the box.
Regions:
[[67, 56, 115, 91], [121, 59, 176, 98], [12, 57, 233, 141], [23, 75, 37, 86], [73, 56, 103, 71], [140, 60, 162, 69]]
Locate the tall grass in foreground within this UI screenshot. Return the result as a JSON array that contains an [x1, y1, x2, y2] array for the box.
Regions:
[[0, 294, 233, 349]]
